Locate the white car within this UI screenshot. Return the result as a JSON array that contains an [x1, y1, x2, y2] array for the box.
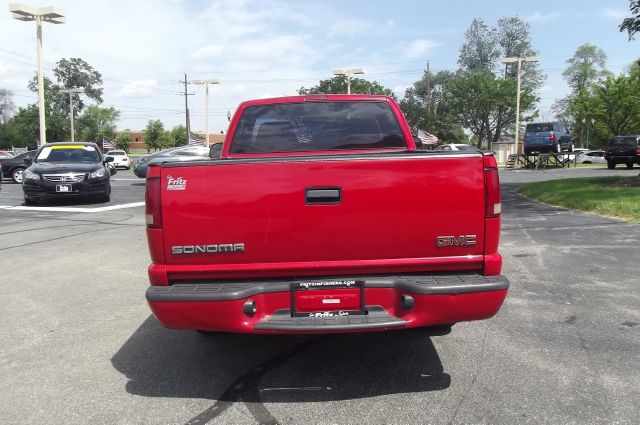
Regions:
[[105, 150, 131, 169], [434, 143, 480, 152], [576, 150, 606, 164]]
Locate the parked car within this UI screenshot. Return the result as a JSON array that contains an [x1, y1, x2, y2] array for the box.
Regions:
[[22, 142, 115, 204], [576, 150, 606, 164], [604, 135, 640, 169], [434, 143, 480, 151], [133, 145, 210, 178], [105, 150, 131, 169], [524, 122, 574, 154], [0, 150, 37, 183]]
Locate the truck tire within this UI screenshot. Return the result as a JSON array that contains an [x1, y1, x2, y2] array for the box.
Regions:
[[626, 162, 634, 169], [607, 161, 616, 169]]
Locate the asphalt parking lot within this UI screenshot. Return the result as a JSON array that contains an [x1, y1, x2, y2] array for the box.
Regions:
[[0, 165, 638, 424]]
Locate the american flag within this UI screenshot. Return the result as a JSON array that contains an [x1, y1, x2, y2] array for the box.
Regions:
[[417, 129, 439, 145], [102, 137, 116, 150], [188, 133, 204, 146]]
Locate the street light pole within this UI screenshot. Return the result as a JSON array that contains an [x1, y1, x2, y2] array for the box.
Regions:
[[501, 56, 539, 155], [191, 79, 220, 148], [10, 4, 65, 147], [333, 68, 365, 94], [60, 88, 83, 142]]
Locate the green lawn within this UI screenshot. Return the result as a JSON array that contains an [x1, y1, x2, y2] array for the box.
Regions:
[[518, 177, 640, 222]]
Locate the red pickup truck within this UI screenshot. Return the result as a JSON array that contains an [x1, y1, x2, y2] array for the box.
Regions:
[[144, 95, 509, 334]]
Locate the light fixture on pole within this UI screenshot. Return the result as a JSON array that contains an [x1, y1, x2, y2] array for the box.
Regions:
[[10, 3, 65, 147], [333, 68, 365, 94], [191, 79, 220, 148], [501, 56, 539, 155], [59, 88, 83, 142]]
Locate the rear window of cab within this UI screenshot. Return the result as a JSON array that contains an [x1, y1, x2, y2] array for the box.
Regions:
[[526, 123, 554, 133], [230, 101, 406, 154], [609, 137, 638, 147]]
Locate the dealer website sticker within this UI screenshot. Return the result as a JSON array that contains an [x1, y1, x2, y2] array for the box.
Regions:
[[167, 176, 187, 191]]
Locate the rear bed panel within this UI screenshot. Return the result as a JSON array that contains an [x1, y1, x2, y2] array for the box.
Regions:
[[160, 153, 485, 279]]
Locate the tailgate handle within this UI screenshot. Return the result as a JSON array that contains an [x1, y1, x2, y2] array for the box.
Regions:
[[305, 187, 341, 205]]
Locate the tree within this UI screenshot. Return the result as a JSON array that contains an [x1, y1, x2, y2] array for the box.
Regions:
[[0, 105, 40, 149], [76, 106, 120, 143], [591, 72, 640, 136], [562, 44, 610, 94], [144, 120, 165, 152], [445, 71, 535, 149], [455, 17, 543, 148], [298, 75, 395, 97], [620, 0, 640, 40], [497, 17, 544, 90], [553, 44, 612, 145], [53, 58, 103, 110], [0, 89, 16, 124], [399, 70, 466, 143], [116, 131, 132, 152], [171, 124, 187, 147], [458, 18, 499, 72]]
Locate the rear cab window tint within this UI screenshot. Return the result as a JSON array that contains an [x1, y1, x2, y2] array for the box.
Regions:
[[230, 101, 406, 154]]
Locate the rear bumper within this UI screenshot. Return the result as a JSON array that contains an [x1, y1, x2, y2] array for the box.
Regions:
[[146, 274, 509, 334]]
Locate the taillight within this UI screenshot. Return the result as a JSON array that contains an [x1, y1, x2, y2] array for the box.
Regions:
[[636, 147, 640, 155], [484, 155, 501, 218], [549, 132, 556, 142], [145, 177, 162, 228]]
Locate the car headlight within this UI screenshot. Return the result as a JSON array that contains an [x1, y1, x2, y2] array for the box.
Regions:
[[90, 168, 106, 178], [23, 169, 40, 181]]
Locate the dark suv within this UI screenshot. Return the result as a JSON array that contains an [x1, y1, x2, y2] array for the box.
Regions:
[[523, 122, 574, 155], [605, 135, 640, 169]]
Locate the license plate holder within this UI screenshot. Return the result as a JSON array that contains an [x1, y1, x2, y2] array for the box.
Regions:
[[56, 184, 72, 192], [291, 280, 365, 317]]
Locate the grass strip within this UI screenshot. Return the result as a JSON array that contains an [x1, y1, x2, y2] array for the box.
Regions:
[[518, 176, 640, 223]]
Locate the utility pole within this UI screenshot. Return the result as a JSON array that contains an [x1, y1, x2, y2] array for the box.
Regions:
[[501, 56, 539, 155], [192, 79, 221, 148], [179, 73, 195, 140], [425, 61, 431, 114], [60, 88, 83, 142]]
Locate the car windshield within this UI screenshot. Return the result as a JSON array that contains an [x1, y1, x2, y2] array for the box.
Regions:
[[36, 145, 100, 163], [107, 151, 125, 156], [230, 101, 406, 153], [526, 123, 553, 133], [609, 137, 637, 147]]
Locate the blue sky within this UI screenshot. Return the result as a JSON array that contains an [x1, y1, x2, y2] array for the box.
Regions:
[[1, 0, 637, 133]]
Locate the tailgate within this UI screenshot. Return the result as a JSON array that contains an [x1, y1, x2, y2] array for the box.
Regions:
[[160, 153, 486, 278]]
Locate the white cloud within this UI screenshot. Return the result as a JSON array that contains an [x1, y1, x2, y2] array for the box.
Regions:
[[540, 84, 554, 93], [601, 7, 627, 20], [191, 45, 225, 60], [385, 19, 395, 28], [405, 39, 442, 58], [119, 80, 159, 96], [525, 12, 563, 24]]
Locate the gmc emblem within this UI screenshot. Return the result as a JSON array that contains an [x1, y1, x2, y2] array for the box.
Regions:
[[435, 235, 477, 247]]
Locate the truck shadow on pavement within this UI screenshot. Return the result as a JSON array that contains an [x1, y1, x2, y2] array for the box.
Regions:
[[111, 316, 450, 424]]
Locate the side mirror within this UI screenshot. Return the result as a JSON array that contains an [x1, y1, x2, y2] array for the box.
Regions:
[[24, 157, 33, 166], [210, 143, 223, 159], [104, 156, 114, 163]]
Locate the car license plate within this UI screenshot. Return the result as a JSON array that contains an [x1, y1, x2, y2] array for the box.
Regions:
[[56, 184, 71, 192], [291, 280, 365, 317]]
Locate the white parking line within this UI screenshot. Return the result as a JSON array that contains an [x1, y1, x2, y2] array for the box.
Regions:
[[0, 202, 145, 213]]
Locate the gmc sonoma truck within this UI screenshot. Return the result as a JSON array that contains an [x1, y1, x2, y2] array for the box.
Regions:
[[144, 95, 509, 334]]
